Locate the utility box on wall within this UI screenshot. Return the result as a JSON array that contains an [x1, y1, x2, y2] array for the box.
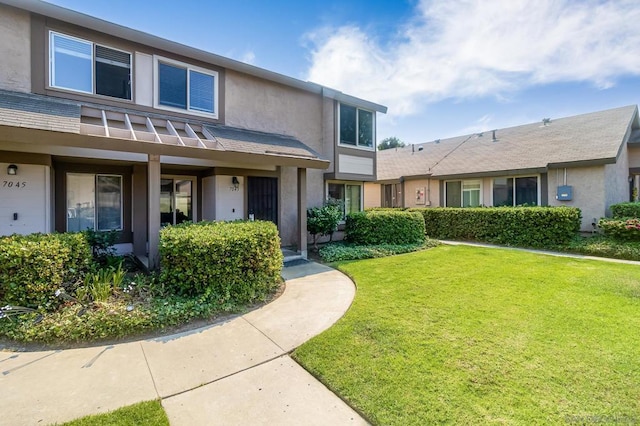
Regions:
[[556, 185, 573, 201]]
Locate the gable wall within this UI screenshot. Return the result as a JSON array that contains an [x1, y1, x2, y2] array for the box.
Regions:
[[0, 4, 31, 93]]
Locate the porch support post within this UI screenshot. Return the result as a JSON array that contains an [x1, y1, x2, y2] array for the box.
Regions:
[[132, 164, 148, 257], [148, 154, 161, 269], [297, 168, 308, 259]]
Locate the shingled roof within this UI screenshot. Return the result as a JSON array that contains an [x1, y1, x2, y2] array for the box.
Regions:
[[377, 105, 639, 181], [0, 89, 329, 168]]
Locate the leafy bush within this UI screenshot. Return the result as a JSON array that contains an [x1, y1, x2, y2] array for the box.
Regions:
[[610, 202, 640, 219], [598, 218, 640, 241], [83, 229, 120, 264], [410, 206, 581, 247], [159, 221, 283, 303], [307, 201, 343, 248], [559, 235, 640, 261], [345, 210, 426, 245], [0, 232, 92, 310], [319, 240, 439, 262]]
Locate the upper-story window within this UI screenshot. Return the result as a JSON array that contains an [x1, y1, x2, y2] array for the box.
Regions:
[[49, 31, 131, 100], [155, 57, 218, 117], [339, 103, 374, 149]]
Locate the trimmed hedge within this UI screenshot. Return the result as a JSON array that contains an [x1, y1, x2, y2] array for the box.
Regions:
[[598, 218, 640, 241], [610, 202, 640, 219], [345, 210, 426, 245], [0, 232, 93, 310], [159, 221, 283, 303], [409, 207, 581, 247]]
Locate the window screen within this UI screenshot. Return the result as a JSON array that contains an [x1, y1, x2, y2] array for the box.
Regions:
[[159, 63, 187, 109], [189, 70, 215, 113], [340, 104, 357, 145], [95, 45, 131, 100]]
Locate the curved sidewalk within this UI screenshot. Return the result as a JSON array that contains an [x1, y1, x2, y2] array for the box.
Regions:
[[0, 261, 365, 425]]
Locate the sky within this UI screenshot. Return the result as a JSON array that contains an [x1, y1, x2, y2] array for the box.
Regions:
[[46, 0, 640, 145]]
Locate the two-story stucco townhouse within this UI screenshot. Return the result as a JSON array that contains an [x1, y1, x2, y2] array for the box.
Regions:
[[0, 0, 387, 267]]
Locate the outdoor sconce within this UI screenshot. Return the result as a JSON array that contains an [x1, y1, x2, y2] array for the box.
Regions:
[[232, 176, 240, 189], [7, 164, 17, 175]]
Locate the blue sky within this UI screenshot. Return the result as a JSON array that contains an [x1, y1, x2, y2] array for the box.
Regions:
[[47, 0, 640, 145]]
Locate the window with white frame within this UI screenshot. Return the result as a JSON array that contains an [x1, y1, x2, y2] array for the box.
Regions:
[[155, 57, 218, 116], [445, 180, 481, 207], [67, 173, 123, 232], [493, 176, 538, 206], [328, 182, 362, 219], [339, 103, 374, 148], [49, 31, 131, 100]]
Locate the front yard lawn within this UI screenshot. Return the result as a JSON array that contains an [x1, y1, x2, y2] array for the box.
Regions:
[[293, 245, 640, 424]]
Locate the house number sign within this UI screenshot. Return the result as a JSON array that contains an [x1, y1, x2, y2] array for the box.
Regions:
[[2, 181, 27, 188]]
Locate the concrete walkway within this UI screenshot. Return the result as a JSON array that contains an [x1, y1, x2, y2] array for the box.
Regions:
[[0, 262, 366, 425], [442, 240, 640, 265]]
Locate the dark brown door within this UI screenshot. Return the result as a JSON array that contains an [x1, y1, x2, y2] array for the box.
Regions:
[[247, 177, 278, 224]]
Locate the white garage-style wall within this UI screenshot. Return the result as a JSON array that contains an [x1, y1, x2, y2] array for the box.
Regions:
[[0, 163, 50, 236]]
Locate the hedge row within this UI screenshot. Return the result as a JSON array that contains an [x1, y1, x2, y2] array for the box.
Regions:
[[610, 202, 640, 219], [159, 221, 283, 303], [345, 210, 426, 245], [598, 218, 640, 241], [0, 233, 93, 310], [408, 207, 581, 247]]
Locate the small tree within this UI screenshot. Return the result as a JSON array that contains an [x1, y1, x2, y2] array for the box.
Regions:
[[378, 136, 405, 151], [307, 200, 343, 250]]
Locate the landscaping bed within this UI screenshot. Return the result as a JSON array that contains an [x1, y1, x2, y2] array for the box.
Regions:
[[0, 221, 283, 348]]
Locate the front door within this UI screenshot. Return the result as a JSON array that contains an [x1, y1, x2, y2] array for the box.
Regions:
[[247, 176, 278, 224]]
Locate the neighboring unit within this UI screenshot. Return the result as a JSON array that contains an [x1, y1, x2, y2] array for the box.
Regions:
[[367, 106, 640, 231], [0, 0, 386, 267]]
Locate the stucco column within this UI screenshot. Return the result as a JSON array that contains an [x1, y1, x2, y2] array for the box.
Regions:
[[297, 168, 308, 259], [132, 164, 148, 257], [148, 154, 161, 270]]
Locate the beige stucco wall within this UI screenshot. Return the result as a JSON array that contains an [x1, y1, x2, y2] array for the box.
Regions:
[[0, 5, 31, 93], [364, 182, 380, 208], [224, 70, 323, 151], [628, 145, 640, 168], [548, 165, 606, 231], [604, 147, 630, 215], [403, 178, 440, 208], [224, 70, 329, 246]]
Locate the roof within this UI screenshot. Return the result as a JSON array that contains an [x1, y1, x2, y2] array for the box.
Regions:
[[0, 89, 330, 169], [1, 0, 386, 114], [377, 105, 640, 181]]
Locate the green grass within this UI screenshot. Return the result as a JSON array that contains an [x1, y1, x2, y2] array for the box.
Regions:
[[59, 400, 169, 426], [293, 245, 640, 425]]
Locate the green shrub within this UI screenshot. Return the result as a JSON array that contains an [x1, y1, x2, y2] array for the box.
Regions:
[[0, 232, 93, 310], [345, 210, 426, 245], [159, 221, 283, 303], [409, 207, 581, 247], [598, 218, 640, 241], [307, 201, 343, 247], [610, 202, 640, 218], [559, 235, 640, 261], [319, 240, 439, 262]]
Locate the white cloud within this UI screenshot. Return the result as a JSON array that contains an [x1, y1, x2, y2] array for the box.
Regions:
[[240, 51, 256, 65], [305, 0, 640, 116]]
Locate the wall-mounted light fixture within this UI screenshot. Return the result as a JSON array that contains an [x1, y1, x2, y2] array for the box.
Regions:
[[232, 176, 240, 189], [7, 164, 17, 175]]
